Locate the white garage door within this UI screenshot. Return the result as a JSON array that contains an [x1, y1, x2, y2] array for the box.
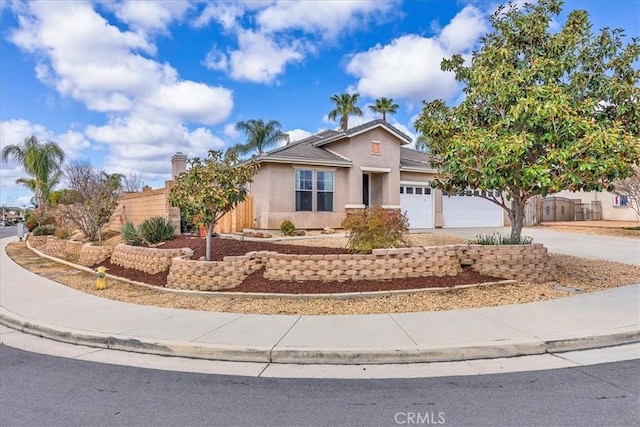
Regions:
[[442, 192, 503, 228], [400, 185, 433, 229]]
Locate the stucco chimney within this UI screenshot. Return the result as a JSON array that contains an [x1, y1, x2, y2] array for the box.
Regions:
[[171, 152, 187, 179]]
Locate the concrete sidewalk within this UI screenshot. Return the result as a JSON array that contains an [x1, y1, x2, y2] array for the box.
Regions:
[[1, 235, 639, 365]]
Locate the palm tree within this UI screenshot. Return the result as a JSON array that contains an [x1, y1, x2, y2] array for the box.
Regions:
[[1, 135, 65, 210], [369, 97, 399, 122], [234, 119, 288, 156], [328, 93, 363, 131], [415, 133, 431, 153]]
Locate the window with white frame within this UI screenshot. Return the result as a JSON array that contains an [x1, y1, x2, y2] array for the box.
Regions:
[[294, 169, 334, 212], [295, 169, 313, 211], [317, 171, 334, 212]]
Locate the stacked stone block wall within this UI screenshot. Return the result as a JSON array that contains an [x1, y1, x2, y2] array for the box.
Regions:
[[64, 241, 83, 258], [27, 235, 48, 247], [111, 244, 193, 275], [77, 244, 113, 267], [460, 243, 555, 283], [166, 251, 268, 291], [263, 247, 461, 282]]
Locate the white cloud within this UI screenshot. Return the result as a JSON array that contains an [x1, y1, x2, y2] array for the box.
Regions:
[[346, 35, 458, 104], [224, 123, 240, 140], [227, 30, 304, 84], [199, 1, 398, 84], [110, 0, 192, 33], [193, 2, 245, 30], [437, 5, 487, 52], [143, 81, 233, 125], [345, 5, 486, 105], [256, 0, 397, 39], [286, 129, 313, 143]]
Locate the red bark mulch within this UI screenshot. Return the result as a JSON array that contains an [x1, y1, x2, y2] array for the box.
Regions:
[[95, 236, 502, 294]]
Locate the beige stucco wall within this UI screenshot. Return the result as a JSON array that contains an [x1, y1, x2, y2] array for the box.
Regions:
[[328, 128, 403, 207], [251, 163, 349, 229], [553, 190, 638, 221]]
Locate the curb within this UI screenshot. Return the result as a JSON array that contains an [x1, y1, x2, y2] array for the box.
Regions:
[[2, 307, 638, 365]]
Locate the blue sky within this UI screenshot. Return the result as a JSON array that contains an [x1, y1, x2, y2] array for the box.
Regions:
[[1, 0, 638, 208]]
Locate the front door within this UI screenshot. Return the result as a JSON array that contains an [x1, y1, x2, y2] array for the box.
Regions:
[[362, 174, 370, 207]]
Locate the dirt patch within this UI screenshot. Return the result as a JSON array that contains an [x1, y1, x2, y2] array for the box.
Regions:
[[156, 235, 348, 260]]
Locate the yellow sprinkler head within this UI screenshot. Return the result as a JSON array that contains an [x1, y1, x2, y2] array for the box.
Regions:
[[95, 266, 108, 290]]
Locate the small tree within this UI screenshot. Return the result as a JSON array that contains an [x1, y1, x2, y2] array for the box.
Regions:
[[415, 0, 640, 242], [58, 161, 123, 244], [613, 168, 640, 221], [168, 150, 258, 261]]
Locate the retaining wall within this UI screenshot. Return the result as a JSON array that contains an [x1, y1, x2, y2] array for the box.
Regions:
[[111, 244, 194, 275], [263, 247, 460, 282], [166, 251, 268, 291], [77, 244, 113, 267]]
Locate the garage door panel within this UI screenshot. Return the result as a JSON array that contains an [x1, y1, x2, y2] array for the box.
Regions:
[[400, 185, 433, 229], [443, 195, 502, 228]]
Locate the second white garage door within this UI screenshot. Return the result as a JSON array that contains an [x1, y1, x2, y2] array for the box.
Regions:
[[400, 185, 433, 229], [442, 193, 503, 227]]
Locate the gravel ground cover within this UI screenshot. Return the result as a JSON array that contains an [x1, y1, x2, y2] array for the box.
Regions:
[[6, 241, 640, 315]]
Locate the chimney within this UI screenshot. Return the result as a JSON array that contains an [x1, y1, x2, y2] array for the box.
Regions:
[[171, 152, 187, 179]]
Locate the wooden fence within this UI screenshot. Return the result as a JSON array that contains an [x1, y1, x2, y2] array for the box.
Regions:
[[213, 196, 254, 234]]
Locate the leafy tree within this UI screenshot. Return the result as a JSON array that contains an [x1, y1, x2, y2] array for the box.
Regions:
[[369, 97, 399, 122], [328, 93, 363, 131], [168, 150, 258, 261], [57, 161, 123, 244], [233, 119, 288, 156], [415, 0, 640, 242], [613, 168, 640, 221], [1, 135, 65, 211]]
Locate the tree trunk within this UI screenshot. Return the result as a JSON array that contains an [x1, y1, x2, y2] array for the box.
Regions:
[[341, 116, 348, 131], [509, 198, 526, 243], [382, 112, 387, 122], [205, 222, 214, 261]]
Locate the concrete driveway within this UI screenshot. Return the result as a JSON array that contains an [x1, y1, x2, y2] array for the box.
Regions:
[[424, 226, 639, 266]]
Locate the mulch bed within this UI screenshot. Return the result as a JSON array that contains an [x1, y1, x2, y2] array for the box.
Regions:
[[95, 236, 502, 293]]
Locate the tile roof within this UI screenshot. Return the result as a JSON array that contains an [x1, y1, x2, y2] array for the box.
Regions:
[[256, 120, 413, 167], [399, 147, 435, 171]]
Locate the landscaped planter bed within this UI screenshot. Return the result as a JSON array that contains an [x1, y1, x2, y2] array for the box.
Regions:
[[89, 236, 555, 292]]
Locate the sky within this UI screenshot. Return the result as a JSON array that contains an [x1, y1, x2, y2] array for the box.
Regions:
[[1, 0, 639, 208]]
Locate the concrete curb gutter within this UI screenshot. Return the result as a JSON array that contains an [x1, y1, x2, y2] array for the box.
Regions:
[[2, 307, 638, 365], [26, 240, 517, 300]]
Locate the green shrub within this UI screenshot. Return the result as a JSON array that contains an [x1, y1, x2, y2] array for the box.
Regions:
[[280, 219, 296, 236], [120, 221, 143, 246], [138, 216, 176, 244], [32, 224, 55, 236], [341, 208, 410, 254], [467, 232, 533, 245], [54, 227, 71, 240]]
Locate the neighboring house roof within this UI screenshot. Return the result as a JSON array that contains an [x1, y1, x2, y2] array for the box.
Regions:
[[255, 120, 413, 167], [399, 147, 436, 172]]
